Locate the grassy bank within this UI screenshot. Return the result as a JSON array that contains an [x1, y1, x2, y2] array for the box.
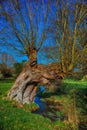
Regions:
[[0, 78, 87, 130]]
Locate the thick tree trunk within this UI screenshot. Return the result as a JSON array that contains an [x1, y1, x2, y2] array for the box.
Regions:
[[8, 62, 64, 104], [29, 47, 37, 67], [8, 67, 34, 104]]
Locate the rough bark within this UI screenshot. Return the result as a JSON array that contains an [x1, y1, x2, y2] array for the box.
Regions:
[[8, 62, 65, 104], [28, 47, 37, 67]]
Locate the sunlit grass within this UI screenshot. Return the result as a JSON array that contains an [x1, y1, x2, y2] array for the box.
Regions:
[[64, 78, 87, 86], [0, 78, 87, 130], [0, 100, 53, 130], [0, 79, 14, 98]]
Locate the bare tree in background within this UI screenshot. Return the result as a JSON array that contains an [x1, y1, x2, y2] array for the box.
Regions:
[[44, 0, 87, 73], [0, 52, 16, 77]]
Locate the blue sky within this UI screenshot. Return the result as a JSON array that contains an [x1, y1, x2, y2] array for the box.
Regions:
[[0, 0, 86, 64]]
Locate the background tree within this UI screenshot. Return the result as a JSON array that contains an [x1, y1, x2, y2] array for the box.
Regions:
[[0, 52, 16, 78], [44, 0, 87, 74]]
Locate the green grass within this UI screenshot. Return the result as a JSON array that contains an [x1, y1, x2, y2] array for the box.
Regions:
[[0, 78, 15, 98], [0, 78, 87, 130], [0, 100, 53, 130], [63, 78, 87, 88]]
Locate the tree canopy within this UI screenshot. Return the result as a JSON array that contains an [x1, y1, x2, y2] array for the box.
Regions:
[[0, 0, 52, 65]]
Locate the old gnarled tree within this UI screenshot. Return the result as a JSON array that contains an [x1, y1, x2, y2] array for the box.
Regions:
[[8, 63, 64, 104], [0, 0, 64, 104]]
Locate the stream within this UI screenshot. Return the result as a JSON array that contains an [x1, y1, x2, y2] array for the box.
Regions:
[[32, 86, 87, 129], [33, 86, 65, 121]]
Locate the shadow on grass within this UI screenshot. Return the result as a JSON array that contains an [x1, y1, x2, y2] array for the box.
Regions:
[[61, 81, 87, 129], [62, 82, 87, 114], [33, 81, 87, 125], [32, 99, 65, 121], [0, 78, 15, 83]]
